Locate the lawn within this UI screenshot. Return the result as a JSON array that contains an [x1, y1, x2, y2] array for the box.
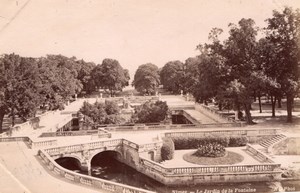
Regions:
[[183, 150, 244, 165]]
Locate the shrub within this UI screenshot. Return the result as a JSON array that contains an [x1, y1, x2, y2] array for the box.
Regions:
[[161, 138, 175, 161], [229, 136, 248, 147], [171, 136, 229, 150], [132, 101, 169, 123], [29, 117, 40, 129], [194, 143, 225, 157]]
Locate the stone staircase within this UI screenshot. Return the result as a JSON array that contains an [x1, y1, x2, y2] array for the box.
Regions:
[[259, 134, 286, 149]]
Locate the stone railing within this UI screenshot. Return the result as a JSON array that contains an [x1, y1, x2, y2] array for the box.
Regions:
[[0, 136, 28, 142], [122, 139, 140, 150], [40, 130, 97, 137], [38, 149, 155, 193], [195, 103, 236, 123], [165, 128, 280, 139], [140, 157, 280, 176], [138, 142, 163, 153], [98, 128, 112, 138], [45, 139, 124, 156], [30, 139, 57, 149], [0, 136, 57, 149], [99, 124, 199, 131], [246, 144, 274, 163]]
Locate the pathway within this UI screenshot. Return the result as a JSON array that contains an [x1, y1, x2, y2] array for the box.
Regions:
[[0, 141, 110, 193]]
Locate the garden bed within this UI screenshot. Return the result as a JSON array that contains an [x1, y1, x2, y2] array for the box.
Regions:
[[183, 150, 244, 165]]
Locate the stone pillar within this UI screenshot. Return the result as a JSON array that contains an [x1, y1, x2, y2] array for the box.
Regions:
[[80, 162, 91, 175]]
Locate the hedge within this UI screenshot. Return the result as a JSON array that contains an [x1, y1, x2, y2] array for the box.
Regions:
[[161, 138, 175, 161], [170, 136, 247, 150], [171, 136, 229, 150], [228, 136, 248, 147]]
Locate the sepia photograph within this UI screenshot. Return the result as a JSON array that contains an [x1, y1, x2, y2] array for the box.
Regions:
[[0, 0, 300, 192]]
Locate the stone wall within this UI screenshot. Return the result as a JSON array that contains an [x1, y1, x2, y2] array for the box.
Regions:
[[272, 137, 300, 155]]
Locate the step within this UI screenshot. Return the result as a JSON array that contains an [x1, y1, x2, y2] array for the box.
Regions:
[[259, 134, 287, 148]]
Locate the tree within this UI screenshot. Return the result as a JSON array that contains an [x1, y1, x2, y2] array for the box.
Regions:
[[222, 18, 259, 124], [76, 60, 97, 95], [0, 54, 41, 132], [92, 58, 130, 96], [132, 101, 169, 123], [255, 38, 282, 115], [132, 63, 160, 95], [184, 57, 200, 95], [160, 61, 184, 93], [265, 7, 300, 122], [37, 55, 82, 110], [79, 100, 123, 125]]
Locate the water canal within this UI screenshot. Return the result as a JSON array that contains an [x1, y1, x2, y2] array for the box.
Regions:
[[56, 154, 300, 193]]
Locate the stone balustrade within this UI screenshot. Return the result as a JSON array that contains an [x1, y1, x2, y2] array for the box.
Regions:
[[38, 149, 156, 193], [45, 139, 124, 156], [0, 136, 57, 149], [195, 103, 236, 123], [246, 144, 274, 163], [122, 139, 140, 150], [31, 139, 57, 149], [140, 157, 280, 176], [165, 128, 281, 140], [0, 136, 28, 142]]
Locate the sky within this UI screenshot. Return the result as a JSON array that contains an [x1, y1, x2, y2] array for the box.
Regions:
[[0, 0, 299, 79]]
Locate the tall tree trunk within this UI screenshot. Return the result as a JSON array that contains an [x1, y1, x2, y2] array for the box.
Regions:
[[0, 111, 5, 134], [270, 95, 276, 117], [235, 102, 241, 121], [286, 94, 293, 123], [244, 103, 254, 124], [277, 97, 282, 108], [258, 95, 262, 113], [218, 103, 222, 111], [11, 106, 15, 127]]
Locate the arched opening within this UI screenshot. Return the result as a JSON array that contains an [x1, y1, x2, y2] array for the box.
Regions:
[[90, 151, 123, 180], [90, 150, 159, 188], [55, 157, 81, 171], [91, 150, 121, 166]]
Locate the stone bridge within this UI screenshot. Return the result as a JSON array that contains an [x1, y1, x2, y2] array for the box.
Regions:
[[45, 139, 163, 174]]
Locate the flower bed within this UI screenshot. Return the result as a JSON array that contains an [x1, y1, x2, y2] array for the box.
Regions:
[[183, 150, 244, 165]]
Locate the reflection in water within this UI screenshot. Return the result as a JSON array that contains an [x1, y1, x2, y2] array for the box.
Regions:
[[57, 156, 300, 193]]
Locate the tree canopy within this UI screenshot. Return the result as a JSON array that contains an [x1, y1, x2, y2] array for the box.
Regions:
[[132, 63, 160, 95], [132, 101, 169, 123], [79, 100, 123, 125], [91, 58, 130, 96], [160, 7, 300, 123], [160, 60, 185, 94]]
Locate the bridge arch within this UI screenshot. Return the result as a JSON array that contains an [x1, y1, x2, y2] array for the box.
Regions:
[[88, 149, 122, 165], [55, 156, 82, 171], [90, 150, 122, 167]]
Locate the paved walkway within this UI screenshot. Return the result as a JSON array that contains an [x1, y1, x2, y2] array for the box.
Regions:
[[0, 142, 110, 193], [184, 109, 218, 124]]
